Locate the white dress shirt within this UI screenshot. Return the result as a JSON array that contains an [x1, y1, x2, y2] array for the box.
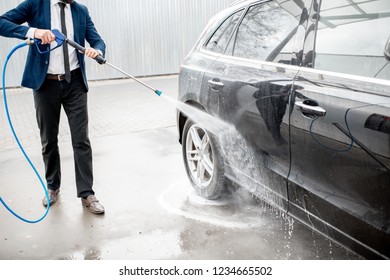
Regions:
[[27, 0, 79, 75]]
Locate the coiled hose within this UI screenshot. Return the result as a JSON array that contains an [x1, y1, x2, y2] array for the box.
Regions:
[[1, 41, 50, 223]]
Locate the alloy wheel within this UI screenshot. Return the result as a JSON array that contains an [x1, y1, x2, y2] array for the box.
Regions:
[[185, 124, 214, 188]]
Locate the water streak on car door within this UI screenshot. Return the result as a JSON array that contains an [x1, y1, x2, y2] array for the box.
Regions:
[[202, 55, 301, 211]]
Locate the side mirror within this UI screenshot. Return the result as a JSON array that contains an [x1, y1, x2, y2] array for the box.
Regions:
[[385, 37, 390, 61]]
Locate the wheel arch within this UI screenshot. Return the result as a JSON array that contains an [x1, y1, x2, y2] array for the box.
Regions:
[[178, 100, 207, 144]]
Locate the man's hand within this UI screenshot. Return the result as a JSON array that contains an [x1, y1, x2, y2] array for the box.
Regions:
[[34, 29, 55, 44], [85, 48, 100, 59]]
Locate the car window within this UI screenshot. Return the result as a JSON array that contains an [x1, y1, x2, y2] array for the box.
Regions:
[[231, 1, 301, 64], [205, 10, 243, 54], [314, 0, 390, 80]]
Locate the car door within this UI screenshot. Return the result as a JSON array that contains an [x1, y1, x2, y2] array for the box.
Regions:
[[288, 0, 390, 258], [201, 0, 311, 210]]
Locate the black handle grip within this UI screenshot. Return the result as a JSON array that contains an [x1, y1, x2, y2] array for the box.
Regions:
[[94, 55, 106, 65], [66, 38, 106, 64]]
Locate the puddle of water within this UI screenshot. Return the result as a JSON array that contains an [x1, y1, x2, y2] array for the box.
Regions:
[[158, 182, 289, 230]]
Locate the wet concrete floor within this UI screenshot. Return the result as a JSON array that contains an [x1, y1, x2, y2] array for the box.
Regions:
[[0, 76, 359, 260]]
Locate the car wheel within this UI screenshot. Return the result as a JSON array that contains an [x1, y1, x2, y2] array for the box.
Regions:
[[182, 119, 226, 199]]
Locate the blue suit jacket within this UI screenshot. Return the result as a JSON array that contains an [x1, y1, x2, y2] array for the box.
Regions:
[[0, 0, 106, 91]]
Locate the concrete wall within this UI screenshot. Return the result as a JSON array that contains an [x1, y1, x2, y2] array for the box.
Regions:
[[0, 0, 234, 88]]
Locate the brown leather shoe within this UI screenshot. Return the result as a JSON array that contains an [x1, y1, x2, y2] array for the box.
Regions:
[[42, 189, 60, 207], [82, 195, 105, 214]]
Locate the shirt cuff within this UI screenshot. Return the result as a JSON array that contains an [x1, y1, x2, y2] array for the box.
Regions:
[[26, 28, 37, 39]]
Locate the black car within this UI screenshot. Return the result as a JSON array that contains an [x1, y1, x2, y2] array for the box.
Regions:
[[177, 0, 390, 259]]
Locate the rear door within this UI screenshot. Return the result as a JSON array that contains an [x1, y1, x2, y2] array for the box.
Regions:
[[201, 0, 311, 210], [288, 0, 390, 258]]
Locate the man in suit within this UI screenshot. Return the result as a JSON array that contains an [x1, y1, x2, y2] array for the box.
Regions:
[[0, 0, 105, 214]]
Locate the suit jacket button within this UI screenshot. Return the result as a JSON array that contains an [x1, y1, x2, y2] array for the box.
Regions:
[[45, 61, 48, 64]]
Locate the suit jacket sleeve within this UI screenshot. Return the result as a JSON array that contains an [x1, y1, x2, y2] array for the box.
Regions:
[[84, 6, 106, 57], [0, 0, 33, 39]]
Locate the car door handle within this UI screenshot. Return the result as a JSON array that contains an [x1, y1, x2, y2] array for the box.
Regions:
[[208, 79, 224, 90], [295, 100, 326, 117]]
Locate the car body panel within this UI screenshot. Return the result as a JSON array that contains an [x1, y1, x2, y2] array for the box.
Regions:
[[194, 0, 309, 210], [177, 0, 390, 259], [287, 0, 390, 258], [202, 55, 298, 210], [289, 67, 390, 258]]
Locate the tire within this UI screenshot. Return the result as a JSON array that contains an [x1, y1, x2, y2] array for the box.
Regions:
[[182, 119, 226, 199]]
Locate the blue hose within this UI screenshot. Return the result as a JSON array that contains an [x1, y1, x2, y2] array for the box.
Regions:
[[1, 41, 50, 223]]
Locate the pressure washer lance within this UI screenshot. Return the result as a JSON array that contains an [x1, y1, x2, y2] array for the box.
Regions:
[[32, 29, 163, 96], [67, 40, 162, 96], [68, 38, 162, 96]]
